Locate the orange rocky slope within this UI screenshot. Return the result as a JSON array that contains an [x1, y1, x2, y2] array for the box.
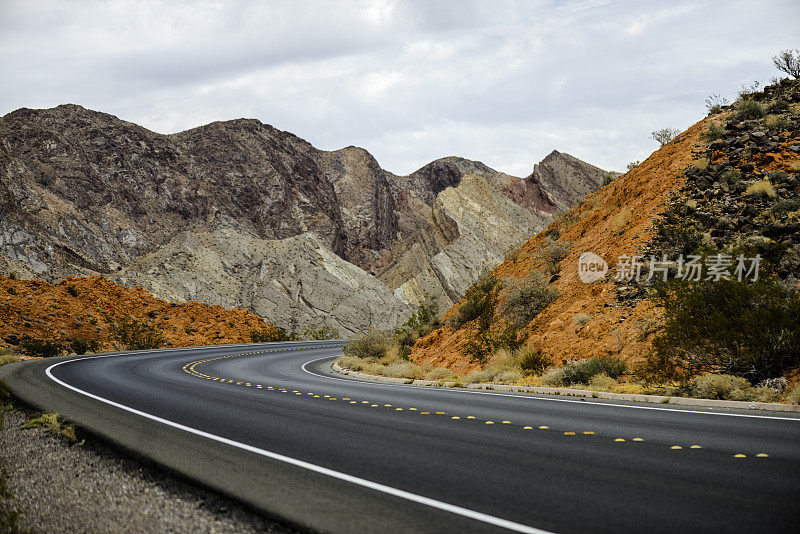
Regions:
[[411, 116, 719, 375], [0, 275, 277, 352]]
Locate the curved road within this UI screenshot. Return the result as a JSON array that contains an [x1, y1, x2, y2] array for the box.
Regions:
[[2, 342, 799, 533]]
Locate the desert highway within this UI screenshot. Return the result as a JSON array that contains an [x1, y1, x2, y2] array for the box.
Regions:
[[2, 342, 799, 533]]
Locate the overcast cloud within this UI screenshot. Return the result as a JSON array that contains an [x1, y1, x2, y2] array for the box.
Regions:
[[1, 0, 798, 175]]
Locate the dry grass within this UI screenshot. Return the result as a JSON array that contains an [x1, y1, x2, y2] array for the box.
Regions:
[[745, 180, 777, 198], [572, 313, 592, 328], [790, 161, 800, 172], [611, 208, 632, 230], [694, 157, 709, 170], [0, 350, 22, 367]]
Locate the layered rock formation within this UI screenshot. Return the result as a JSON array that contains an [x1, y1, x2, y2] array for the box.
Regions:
[[0, 104, 609, 333]]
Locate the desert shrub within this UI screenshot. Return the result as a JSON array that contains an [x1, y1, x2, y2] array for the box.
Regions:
[[694, 157, 709, 170], [461, 330, 495, 363], [502, 271, 558, 327], [611, 208, 632, 231], [66, 285, 79, 297], [705, 93, 730, 114], [719, 169, 742, 185], [573, 313, 592, 328], [250, 326, 293, 343], [463, 368, 499, 384], [650, 279, 800, 383], [588, 373, 618, 391], [22, 412, 76, 441], [773, 49, 800, 79], [602, 172, 617, 186], [745, 180, 777, 198], [653, 222, 704, 257], [0, 349, 22, 367], [538, 239, 572, 275], [495, 369, 524, 383], [549, 357, 627, 387], [786, 384, 800, 404], [395, 296, 441, 356], [449, 274, 499, 330], [111, 317, 166, 350], [425, 367, 457, 382], [764, 114, 789, 130], [70, 338, 100, 355], [768, 198, 800, 217], [734, 99, 765, 121], [337, 354, 366, 371], [690, 374, 753, 400], [516, 351, 551, 375], [703, 122, 726, 141], [651, 127, 680, 146], [19, 339, 65, 357], [302, 325, 340, 340], [756, 377, 788, 393], [383, 361, 425, 379], [343, 330, 389, 361], [754, 387, 781, 403], [626, 161, 641, 171]]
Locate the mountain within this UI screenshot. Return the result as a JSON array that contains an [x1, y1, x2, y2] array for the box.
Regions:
[[412, 78, 800, 374], [0, 104, 610, 334]]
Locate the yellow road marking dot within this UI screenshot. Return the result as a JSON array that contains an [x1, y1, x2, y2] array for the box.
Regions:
[[539, 426, 549, 430], [362, 401, 370, 404], [313, 395, 320, 398], [295, 393, 301, 395], [633, 438, 644, 442], [690, 445, 701, 449], [268, 387, 274, 390], [350, 401, 357, 404], [342, 398, 350, 401], [384, 404, 392, 407], [615, 438, 626, 442], [734, 454, 746, 458], [436, 411, 446, 415], [307, 393, 313, 395], [564, 432, 576, 435], [420, 411, 430, 415], [756, 453, 769, 458], [523, 426, 533, 430], [292, 390, 299, 393], [502, 421, 511, 424], [324, 395, 330, 398], [485, 421, 495, 425], [670, 446, 682, 450], [583, 431, 595, 435], [371, 404, 378, 407], [330, 397, 337, 400], [409, 408, 417, 411], [452, 416, 461, 420], [466, 416, 476, 419]]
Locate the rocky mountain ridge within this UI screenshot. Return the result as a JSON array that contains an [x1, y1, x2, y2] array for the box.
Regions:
[[1, 104, 610, 333]]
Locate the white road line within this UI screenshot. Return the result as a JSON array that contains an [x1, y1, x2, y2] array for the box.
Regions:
[[45, 354, 552, 534], [301, 356, 800, 423]]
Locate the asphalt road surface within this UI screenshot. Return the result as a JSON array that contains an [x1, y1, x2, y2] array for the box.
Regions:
[[3, 341, 799, 533]]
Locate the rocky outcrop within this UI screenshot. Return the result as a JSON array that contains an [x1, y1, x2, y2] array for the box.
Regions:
[[0, 104, 610, 331], [112, 229, 411, 336]]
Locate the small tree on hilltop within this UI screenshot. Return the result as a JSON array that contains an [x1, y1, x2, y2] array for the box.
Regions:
[[651, 127, 680, 146], [773, 49, 800, 79]]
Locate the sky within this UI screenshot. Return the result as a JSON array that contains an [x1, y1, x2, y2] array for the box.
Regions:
[[1, 0, 798, 176]]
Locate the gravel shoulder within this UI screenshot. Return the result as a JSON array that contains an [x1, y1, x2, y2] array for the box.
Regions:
[[0, 403, 300, 534]]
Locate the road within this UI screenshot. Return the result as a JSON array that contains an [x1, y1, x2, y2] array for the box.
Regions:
[[2, 341, 799, 533]]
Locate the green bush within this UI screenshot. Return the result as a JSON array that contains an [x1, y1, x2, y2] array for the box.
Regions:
[[250, 327, 294, 343], [650, 279, 800, 383], [70, 338, 100, 355], [538, 239, 572, 275], [516, 351, 551, 375], [343, 330, 389, 361], [461, 331, 495, 363], [549, 357, 627, 386], [302, 325, 340, 340], [719, 169, 742, 185], [653, 222, 704, 257], [111, 317, 166, 350], [501, 271, 559, 327], [449, 274, 499, 330], [395, 296, 441, 356], [734, 98, 764, 121], [19, 339, 65, 357], [703, 122, 726, 141]]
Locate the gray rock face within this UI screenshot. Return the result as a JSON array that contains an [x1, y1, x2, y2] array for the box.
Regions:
[[0, 104, 610, 331]]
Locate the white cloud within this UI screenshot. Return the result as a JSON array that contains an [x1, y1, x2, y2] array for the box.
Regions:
[[1, 0, 798, 175]]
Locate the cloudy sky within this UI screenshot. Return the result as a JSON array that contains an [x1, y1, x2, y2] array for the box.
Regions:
[[1, 0, 797, 175]]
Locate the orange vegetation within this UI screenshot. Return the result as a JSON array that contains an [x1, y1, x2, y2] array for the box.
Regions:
[[412, 116, 719, 375], [0, 275, 276, 353]]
